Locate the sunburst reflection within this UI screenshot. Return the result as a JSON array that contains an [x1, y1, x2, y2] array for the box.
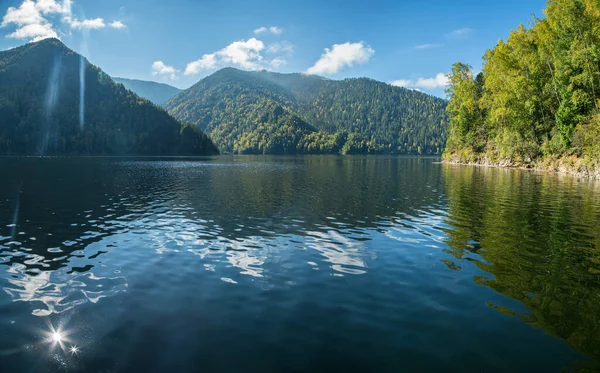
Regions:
[[43, 323, 73, 352]]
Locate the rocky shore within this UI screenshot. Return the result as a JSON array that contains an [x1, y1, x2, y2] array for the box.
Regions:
[[443, 154, 600, 181]]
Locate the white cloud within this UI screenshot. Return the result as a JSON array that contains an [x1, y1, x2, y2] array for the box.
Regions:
[[1, 0, 63, 42], [218, 38, 265, 69], [389, 79, 413, 88], [445, 28, 472, 39], [109, 20, 126, 29], [254, 26, 267, 34], [152, 61, 179, 80], [414, 43, 442, 50], [414, 73, 449, 89], [7, 22, 57, 41], [184, 37, 267, 75], [267, 40, 293, 55], [390, 73, 449, 91], [62, 0, 71, 15], [2, 0, 44, 27], [1, 0, 124, 42], [185, 53, 217, 75], [35, 0, 68, 14], [306, 41, 374, 75], [67, 17, 105, 30], [269, 57, 286, 69], [254, 25, 283, 35]]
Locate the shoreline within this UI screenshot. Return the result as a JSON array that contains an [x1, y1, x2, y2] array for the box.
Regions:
[[442, 155, 600, 181]]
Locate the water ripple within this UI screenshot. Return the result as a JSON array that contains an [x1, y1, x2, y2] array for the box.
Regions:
[[0, 157, 598, 372]]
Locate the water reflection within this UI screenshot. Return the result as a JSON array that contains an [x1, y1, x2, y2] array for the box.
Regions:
[[4, 264, 127, 317], [0, 157, 599, 371], [442, 164, 600, 366], [305, 230, 367, 276], [0, 157, 443, 313]]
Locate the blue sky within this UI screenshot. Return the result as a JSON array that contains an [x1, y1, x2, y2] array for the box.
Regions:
[[0, 0, 547, 96]]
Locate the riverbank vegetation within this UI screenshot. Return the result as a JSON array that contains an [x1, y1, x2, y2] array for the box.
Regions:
[[444, 0, 600, 176]]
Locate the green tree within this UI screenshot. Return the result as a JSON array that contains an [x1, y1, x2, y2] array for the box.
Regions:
[[444, 0, 600, 166]]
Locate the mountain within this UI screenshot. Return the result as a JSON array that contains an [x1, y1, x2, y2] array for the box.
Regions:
[[0, 39, 218, 156], [113, 77, 181, 105], [164, 68, 448, 155]]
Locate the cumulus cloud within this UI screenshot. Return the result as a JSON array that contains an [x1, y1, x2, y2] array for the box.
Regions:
[[109, 20, 126, 29], [7, 22, 58, 41], [67, 17, 105, 30], [1, 0, 62, 41], [2, 0, 44, 27], [1, 0, 125, 42], [185, 53, 217, 75], [390, 73, 449, 90], [35, 0, 68, 14], [445, 28, 472, 39], [218, 38, 265, 68], [306, 41, 374, 75], [254, 25, 283, 35], [152, 61, 179, 80], [389, 79, 413, 88], [185, 38, 273, 75]]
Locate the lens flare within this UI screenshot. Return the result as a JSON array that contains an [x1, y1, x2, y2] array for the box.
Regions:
[[43, 324, 72, 352], [79, 55, 85, 129], [45, 55, 63, 116], [10, 191, 20, 239], [41, 54, 63, 154]]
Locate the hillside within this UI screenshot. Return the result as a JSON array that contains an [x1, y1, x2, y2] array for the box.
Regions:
[[444, 0, 600, 177], [164, 68, 447, 155], [113, 77, 182, 105], [0, 39, 218, 156]]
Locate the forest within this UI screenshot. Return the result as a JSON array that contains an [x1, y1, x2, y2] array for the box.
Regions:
[[165, 68, 448, 155], [0, 39, 218, 156], [445, 0, 600, 169]]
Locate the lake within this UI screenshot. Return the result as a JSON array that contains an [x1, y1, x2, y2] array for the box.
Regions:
[[0, 156, 599, 372]]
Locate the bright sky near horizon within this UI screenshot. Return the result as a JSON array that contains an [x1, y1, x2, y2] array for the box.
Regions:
[[0, 0, 547, 97]]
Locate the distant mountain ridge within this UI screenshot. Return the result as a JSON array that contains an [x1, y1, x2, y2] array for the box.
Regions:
[[0, 39, 218, 156], [113, 77, 182, 105], [164, 67, 448, 155]]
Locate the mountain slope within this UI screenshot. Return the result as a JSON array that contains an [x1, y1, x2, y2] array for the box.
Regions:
[[0, 39, 218, 156], [164, 68, 322, 154], [113, 77, 182, 105], [164, 68, 448, 154]]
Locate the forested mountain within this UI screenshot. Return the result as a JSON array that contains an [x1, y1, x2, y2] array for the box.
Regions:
[[164, 67, 447, 154], [113, 77, 182, 105], [445, 0, 600, 170], [0, 39, 218, 156]]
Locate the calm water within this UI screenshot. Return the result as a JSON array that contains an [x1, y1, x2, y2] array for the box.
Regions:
[[0, 156, 599, 373]]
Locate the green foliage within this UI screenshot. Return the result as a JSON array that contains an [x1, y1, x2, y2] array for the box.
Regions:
[[113, 77, 182, 105], [164, 67, 448, 155], [445, 0, 600, 163], [573, 114, 600, 159], [0, 39, 218, 156], [445, 63, 486, 153]]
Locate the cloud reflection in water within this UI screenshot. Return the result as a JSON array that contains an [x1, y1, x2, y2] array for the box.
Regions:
[[3, 263, 127, 317]]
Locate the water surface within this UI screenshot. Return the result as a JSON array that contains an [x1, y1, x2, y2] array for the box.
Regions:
[[0, 156, 599, 372]]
